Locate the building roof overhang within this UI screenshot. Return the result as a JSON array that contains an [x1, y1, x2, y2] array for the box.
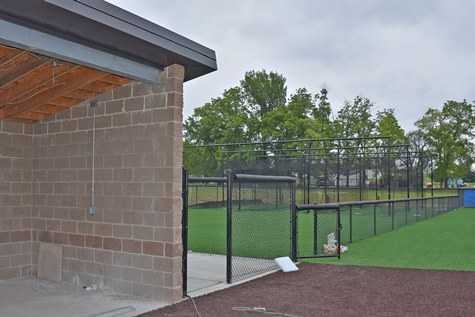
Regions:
[[0, 0, 217, 122]]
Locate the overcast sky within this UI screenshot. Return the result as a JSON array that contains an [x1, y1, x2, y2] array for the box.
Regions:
[[108, 0, 475, 132]]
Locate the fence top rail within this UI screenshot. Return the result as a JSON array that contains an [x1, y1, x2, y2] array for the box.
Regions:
[[189, 176, 227, 184], [297, 203, 340, 211], [331, 195, 459, 208], [233, 174, 296, 183]]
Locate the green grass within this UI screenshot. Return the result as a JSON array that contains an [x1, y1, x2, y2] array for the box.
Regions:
[[188, 202, 442, 259], [305, 208, 475, 271]]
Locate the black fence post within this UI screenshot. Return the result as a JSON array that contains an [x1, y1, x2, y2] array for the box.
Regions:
[[337, 206, 341, 260], [181, 167, 188, 296], [373, 204, 377, 236], [313, 208, 319, 256], [405, 200, 408, 225], [291, 182, 297, 262], [349, 205, 353, 243], [226, 169, 232, 284], [391, 201, 394, 230]]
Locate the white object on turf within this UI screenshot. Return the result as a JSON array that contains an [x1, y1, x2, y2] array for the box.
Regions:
[[274, 256, 299, 272]]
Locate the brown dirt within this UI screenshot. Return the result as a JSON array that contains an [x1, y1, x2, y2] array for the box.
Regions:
[[138, 263, 475, 317]]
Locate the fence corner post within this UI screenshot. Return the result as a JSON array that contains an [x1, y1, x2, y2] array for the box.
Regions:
[[226, 169, 233, 284]]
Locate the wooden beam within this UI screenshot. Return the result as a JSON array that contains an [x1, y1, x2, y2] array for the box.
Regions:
[[0, 54, 51, 90], [48, 97, 82, 108], [100, 74, 131, 86], [1, 67, 109, 119], [0, 48, 25, 68], [0, 63, 77, 106], [0, 19, 162, 83]]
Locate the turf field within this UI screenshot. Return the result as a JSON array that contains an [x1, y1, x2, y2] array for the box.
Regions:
[[305, 207, 475, 271], [187, 200, 456, 261]]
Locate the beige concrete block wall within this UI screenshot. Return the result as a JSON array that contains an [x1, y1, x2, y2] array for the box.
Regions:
[[29, 64, 184, 302], [0, 121, 33, 279]]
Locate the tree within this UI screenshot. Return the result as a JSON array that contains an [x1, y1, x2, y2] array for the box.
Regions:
[[184, 87, 249, 145], [415, 100, 475, 187], [333, 96, 376, 188], [240, 69, 287, 120], [312, 87, 335, 139], [261, 88, 315, 143], [374, 109, 406, 144]]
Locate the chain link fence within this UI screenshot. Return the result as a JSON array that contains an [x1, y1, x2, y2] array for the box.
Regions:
[[337, 195, 461, 245], [184, 138, 438, 205], [229, 174, 296, 283], [294, 204, 341, 259]]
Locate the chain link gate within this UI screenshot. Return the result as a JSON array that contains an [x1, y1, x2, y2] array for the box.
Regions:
[[293, 203, 341, 260], [227, 172, 297, 283]]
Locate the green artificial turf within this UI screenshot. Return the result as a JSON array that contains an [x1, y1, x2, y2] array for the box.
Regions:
[[305, 208, 475, 271]]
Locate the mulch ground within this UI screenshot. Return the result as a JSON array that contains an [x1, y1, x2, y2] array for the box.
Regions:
[[138, 263, 475, 317]]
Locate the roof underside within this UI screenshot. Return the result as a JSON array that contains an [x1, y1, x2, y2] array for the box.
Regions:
[[0, 0, 217, 123], [0, 44, 130, 122]]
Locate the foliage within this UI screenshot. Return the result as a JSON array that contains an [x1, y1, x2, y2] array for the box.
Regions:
[[415, 100, 475, 187]]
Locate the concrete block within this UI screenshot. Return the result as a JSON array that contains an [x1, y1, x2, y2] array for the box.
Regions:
[[37, 242, 63, 282]]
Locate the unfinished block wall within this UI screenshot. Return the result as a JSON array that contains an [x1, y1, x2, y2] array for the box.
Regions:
[[0, 121, 33, 279], [0, 64, 184, 302]]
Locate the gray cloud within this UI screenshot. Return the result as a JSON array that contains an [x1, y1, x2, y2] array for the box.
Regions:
[[108, 0, 475, 131]]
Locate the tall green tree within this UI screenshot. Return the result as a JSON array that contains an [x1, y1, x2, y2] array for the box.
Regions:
[[312, 87, 335, 139], [334, 96, 376, 187], [240, 69, 287, 120], [415, 100, 475, 187], [261, 88, 316, 144], [374, 108, 406, 144]]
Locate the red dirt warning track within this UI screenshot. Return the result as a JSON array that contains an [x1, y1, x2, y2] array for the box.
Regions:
[[139, 263, 475, 317]]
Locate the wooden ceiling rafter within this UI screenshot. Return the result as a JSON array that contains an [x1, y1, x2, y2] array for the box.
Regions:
[[0, 44, 131, 122], [0, 63, 79, 107], [1, 67, 110, 119]]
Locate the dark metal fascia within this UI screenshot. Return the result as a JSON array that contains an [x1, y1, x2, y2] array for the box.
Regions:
[[0, 0, 217, 81]]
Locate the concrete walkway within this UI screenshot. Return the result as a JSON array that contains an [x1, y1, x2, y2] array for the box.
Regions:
[[0, 253, 276, 316]]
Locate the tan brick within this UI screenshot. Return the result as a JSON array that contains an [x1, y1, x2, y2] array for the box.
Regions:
[[61, 220, 77, 233], [113, 252, 132, 266], [166, 64, 185, 80], [103, 264, 121, 278], [85, 235, 103, 249], [78, 248, 94, 261], [103, 237, 121, 251], [46, 220, 61, 231], [104, 210, 123, 224], [78, 222, 94, 235], [164, 243, 182, 257], [123, 211, 143, 225], [94, 250, 113, 264], [95, 223, 113, 237], [122, 267, 142, 282], [69, 234, 85, 247], [0, 232, 10, 243], [53, 232, 69, 245], [125, 97, 145, 111], [143, 241, 163, 256], [113, 225, 132, 238], [132, 197, 153, 212], [133, 226, 153, 240], [132, 254, 154, 270], [38, 231, 53, 243], [85, 261, 102, 275], [142, 270, 164, 286], [122, 239, 142, 254]]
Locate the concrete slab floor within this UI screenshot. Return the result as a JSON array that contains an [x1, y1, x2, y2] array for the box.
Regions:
[[0, 254, 281, 317], [0, 277, 168, 317]]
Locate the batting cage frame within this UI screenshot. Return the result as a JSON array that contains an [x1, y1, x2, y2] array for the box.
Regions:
[[184, 137, 438, 205]]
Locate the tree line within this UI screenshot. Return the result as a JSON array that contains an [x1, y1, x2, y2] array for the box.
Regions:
[[184, 70, 475, 187]]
